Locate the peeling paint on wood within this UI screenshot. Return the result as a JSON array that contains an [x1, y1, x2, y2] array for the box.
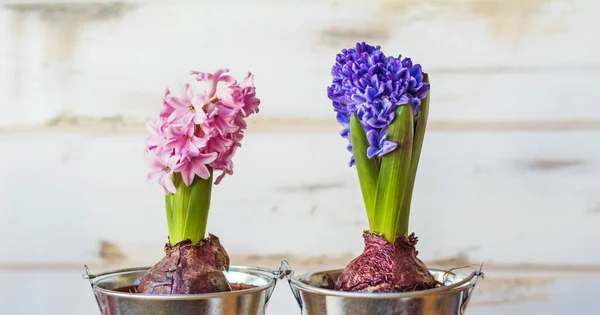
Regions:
[[98, 241, 128, 265], [0, 2, 597, 314], [521, 158, 586, 171], [318, 0, 577, 48], [4, 3, 135, 62], [317, 0, 423, 47], [473, 275, 555, 306], [3, 2, 135, 20], [1, 0, 599, 126], [458, 0, 574, 41], [4, 116, 600, 134]]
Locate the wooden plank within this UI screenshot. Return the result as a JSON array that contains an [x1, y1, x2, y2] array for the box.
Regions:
[[1, 0, 600, 126], [0, 131, 598, 266], [3, 69, 599, 127]]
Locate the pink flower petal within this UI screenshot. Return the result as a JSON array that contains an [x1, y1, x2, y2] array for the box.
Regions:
[[193, 107, 208, 125], [191, 158, 211, 179], [217, 105, 238, 117], [160, 89, 175, 118], [213, 171, 228, 185], [166, 95, 189, 110], [147, 169, 163, 183], [191, 136, 207, 149], [190, 70, 212, 82], [213, 69, 236, 86], [191, 93, 207, 105], [179, 162, 195, 186], [167, 155, 184, 169], [240, 72, 254, 88], [145, 151, 163, 169], [146, 118, 158, 134], [192, 68, 237, 98], [184, 142, 200, 156], [181, 84, 193, 103], [214, 117, 238, 135], [164, 137, 184, 150], [196, 152, 217, 164], [167, 109, 193, 125], [159, 173, 177, 194]]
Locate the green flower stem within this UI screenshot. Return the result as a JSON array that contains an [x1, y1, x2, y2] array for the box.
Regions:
[[372, 105, 414, 243], [166, 170, 213, 244], [165, 193, 175, 241], [397, 74, 430, 236], [350, 113, 379, 228]]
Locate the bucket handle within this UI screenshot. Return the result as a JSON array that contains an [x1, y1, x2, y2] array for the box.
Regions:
[[276, 260, 302, 309], [460, 265, 485, 314], [260, 262, 285, 309], [83, 265, 107, 315]]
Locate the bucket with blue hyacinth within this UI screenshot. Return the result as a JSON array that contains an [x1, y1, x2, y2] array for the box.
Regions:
[[285, 42, 484, 315], [330, 42, 435, 292]]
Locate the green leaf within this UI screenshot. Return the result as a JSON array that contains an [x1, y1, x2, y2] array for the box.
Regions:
[[165, 193, 174, 242], [397, 73, 430, 235], [165, 172, 213, 245], [372, 105, 414, 243], [182, 169, 213, 244], [350, 113, 379, 228], [168, 175, 191, 244]]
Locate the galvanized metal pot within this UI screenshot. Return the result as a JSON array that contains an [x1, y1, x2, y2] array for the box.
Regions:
[[281, 261, 483, 315], [83, 265, 279, 315]]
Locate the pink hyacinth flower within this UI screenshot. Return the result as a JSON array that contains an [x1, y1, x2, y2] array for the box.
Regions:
[[191, 69, 236, 98], [175, 152, 218, 186], [216, 85, 244, 111], [213, 145, 238, 185], [159, 88, 175, 119], [147, 152, 184, 194], [146, 69, 261, 190], [164, 122, 208, 157], [203, 101, 239, 136], [239, 73, 260, 116], [166, 84, 208, 125], [146, 118, 169, 153], [205, 132, 235, 154]]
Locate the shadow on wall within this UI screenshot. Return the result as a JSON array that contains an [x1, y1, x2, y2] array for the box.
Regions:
[[319, 0, 574, 48], [5, 2, 136, 63]]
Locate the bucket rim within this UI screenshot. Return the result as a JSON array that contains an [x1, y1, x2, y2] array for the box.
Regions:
[[88, 265, 277, 300], [289, 268, 481, 299]]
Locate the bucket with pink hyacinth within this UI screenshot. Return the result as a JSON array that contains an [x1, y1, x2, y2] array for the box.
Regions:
[[83, 69, 281, 315]]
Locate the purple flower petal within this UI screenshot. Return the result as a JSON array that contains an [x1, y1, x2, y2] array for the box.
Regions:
[[366, 129, 379, 147], [379, 140, 398, 156], [340, 126, 350, 138], [349, 156, 356, 167], [367, 146, 380, 159], [336, 112, 350, 124]]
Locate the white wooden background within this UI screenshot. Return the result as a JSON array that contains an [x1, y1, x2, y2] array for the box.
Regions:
[[1, 0, 599, 314]]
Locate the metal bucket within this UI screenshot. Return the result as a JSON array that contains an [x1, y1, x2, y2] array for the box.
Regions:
[[83, 265, 278, 315], [281, 261, 483, 315]]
